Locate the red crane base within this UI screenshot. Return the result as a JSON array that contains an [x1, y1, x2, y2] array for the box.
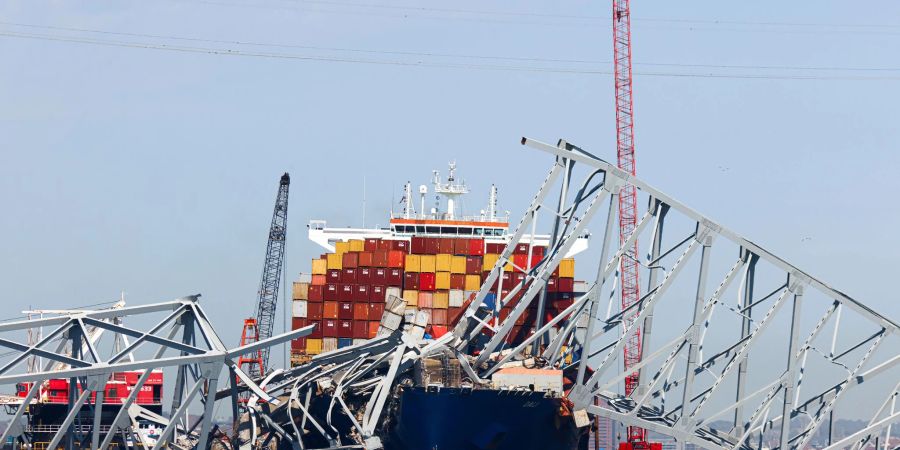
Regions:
[[619, 442, 662, 450]]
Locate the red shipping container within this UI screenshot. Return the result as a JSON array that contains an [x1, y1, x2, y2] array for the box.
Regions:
[[291, 317, 307, 331], [450, 274, 466, 290], [324, 301, 339, 319], [324, 283, 339, 301], [355, 284, 370, 302], [368, 302, 385, 321], [499, 308, 509, 323], [309, 320, 323, 338], [327, 269, 342, 283], [377, 239, 392, 251], [468, 238, 485, 256], [291, 337, 306, 351], [357, 267, 372, 284], [486, 242, 505, 254], [557, 277, 575, 293], [513, 243, 530, 255], [554, 292, 575, 302], [432, 309, 447, 325], [338, 302, 353, 320], [338, 284, 353, 301], [353, 320, 368, 339], [454, 239, 469, 255], [353, 303, 369, 321], [364, 238, 380, 252], [387, 268, 403, 287], [465, 256, 482, 274], [308, 285, 324, 302], [373, 250, 389, 267], [404, 272, 419, 290], [439, 238, 455, 254], [512, 272, 526, 285], [512, 254, 529, 272], [391, 240, 409, 252], [369, 285, 386, 302], [342, 268, 357, 283], [387, 251, 405, 268], [424, 238, 439, 255], [311, 274, 326, 286], [419, 272, 436, 291], [430, 325, 449, 338], [448, 307, 464, 325], [373, 268, 387, 284], [322, 319, 338, 337], [358, 252, 374, 267], [531, 254, 543, 269], [553, 297, 576, 311], [368, 321, 379, 339], [342, 252, 358, 268], [411, 236, 427, 254], [307, 302, 324, 320], [337, 320, 353, 338], [547, 277, 558, 292]]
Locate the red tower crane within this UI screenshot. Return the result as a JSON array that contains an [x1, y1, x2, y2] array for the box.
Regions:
[[612, 2, 659, 450]]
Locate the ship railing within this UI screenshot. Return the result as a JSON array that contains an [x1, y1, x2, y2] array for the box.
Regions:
[[27, 424, 115, 433]]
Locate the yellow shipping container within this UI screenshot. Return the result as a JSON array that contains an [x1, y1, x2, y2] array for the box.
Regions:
[[450, 256, 467, 274], [433, 291, 449, 309], [504, 260, 513, 272], [311, 258, 327, 275], [405, 254, 421, 272], [435, 272, 451, 290], [334, 241, 350, 255], [327, 253, 343, 270], [482, 254, 499, 271], [349, 239, 365, 252], [559, 258, 576, 278], [436, 254, 452, 272], [420, 255, 436, 273], [403, 289, 419, 306], [306, 338, 323, 355], [465, 274, 481, 291]]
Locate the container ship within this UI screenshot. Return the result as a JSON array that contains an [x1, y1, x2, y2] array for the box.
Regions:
[[287, 163, 592, 449]]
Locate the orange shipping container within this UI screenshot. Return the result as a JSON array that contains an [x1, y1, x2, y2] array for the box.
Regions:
[[387, 250, 405, 268], [323, 302, 339, 319], [343, 252, 359, 269], [311, 258, 327, 275], [353, 303, 369, 321], [368, 321, 379, 339], [311, 274, 326, 286], [358, 252, 374, 267], [418, 291, 434, 308], [465, 274, 481, 291]]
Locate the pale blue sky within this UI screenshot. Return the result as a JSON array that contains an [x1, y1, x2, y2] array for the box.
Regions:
[[1, 0, 898, 365]]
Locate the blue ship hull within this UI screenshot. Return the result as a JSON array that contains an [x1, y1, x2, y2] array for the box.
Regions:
[[386, 386, 585, 450]]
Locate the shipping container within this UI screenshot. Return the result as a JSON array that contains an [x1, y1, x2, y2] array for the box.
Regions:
[[385, 287, 402, 300], [432, 309, 448, 325], [438, 238, 455, 254], [338, 320, 353, 338], [306, 338, 323, 355], [309, 284, 324, 302], [468, 238, 485, 256], [512, 254, 529, 272], [430, 325, 449, 338], [327, 269, 342, 283], [449, 306, 465, 325], [368, 321, 379, 339], [353, 303, 369, 321], [368, 303, 385, 321], [338, 337, 354, 348], [338, 302, 353, 320], [387, 250, 405, 268], [377, 239, 392, 251], [323, 302, 339, 320], [435, 272, 451, 290], [324, 283, 339, 301], [453, 238, 469, 255], [419, 272, 436, 291], [557, 277, 575, 293], [391, 240, 409, 252], [418, 291, 434, 308], [435, 254, 452, 272], [323, 337, 338, 352], [349, 239, 364, 252], [420, 254, 436, 273], [450, 273, 466, 290], [358, 252, 374, 267], [482, 253, 500, 272], [558, 258, 576, 278], [404, 272, 419, 290], [403, 290, 419, 306], [312, 258, 327, 275], [291, 317, 307, 331], [354, 284, 369, 302], [449, 290, 465, 307], [307, 302, 324, 321], [369, 285, 386, 302], [357, 267, 372, 284], [342, 252, 358, 269], [547, 277, 558, 292], [292, 282, 309, 300], [335, 241, 351, 255], [343, 268, 358, 283], [373, 250, 389, 267], [433, 291, 449, 309], [373, 267, 387, 284], [292, 300, 308, 318], [387, 268, 403, 287], [364, 238, 380, 252], [352, 321, 368, 339], [465, 274, 481, 291], [485, 242, 505, 254], [322, 319, 338, 337], [309, 320, 323, 338], [450, 256, 467, 274], [405, 254, 421, 272], [425, 237, 440, 254], [466, 256, 482, 274], [326, 253, 342, 270], [353, 338, 367, 346], [411, 236, 427, 254]]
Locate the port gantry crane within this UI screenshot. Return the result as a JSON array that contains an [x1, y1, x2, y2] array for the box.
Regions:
[[238, 173, 291, 380], [611, 2, 659, 450]]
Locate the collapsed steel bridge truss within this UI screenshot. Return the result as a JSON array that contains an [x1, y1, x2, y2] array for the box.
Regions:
[[446, 137, 899, 450], [0, 296, 312, 450]]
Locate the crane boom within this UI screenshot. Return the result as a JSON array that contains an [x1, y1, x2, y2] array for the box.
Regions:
[[240, 173, 290, 378]]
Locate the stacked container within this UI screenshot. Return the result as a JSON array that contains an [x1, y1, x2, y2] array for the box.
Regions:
[[290, 237, 578, 362]]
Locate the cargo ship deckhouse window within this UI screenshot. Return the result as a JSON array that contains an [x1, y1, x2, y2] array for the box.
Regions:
[[459, 227, 472, 234], [416, 226, 425, 233], [426, 226, 440, 234], [474, 227, 484, 236], [442, 227, 458, 235]]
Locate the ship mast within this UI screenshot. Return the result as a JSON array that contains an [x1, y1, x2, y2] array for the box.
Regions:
[[433, 161, 469, 220]]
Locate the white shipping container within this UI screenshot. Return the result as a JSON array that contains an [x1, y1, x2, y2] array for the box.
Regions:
[[385, 286, 402, 299], [381, 311, 403, 331], [292, 300, 308, 318], [352, 338, 367, 346], [491, 368, 563, 394], [414, 310, 430, 327], [449, 290, 465, 307], [385, 294, 406, 314], [322, 337, 338, 352]]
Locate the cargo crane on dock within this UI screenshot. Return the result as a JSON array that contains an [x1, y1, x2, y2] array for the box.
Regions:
[[238, 173, 291, 380], [611, 1, 660, 450]]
